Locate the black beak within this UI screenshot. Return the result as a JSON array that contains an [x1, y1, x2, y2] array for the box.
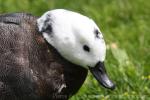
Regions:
[[89, 62, 115, 90]]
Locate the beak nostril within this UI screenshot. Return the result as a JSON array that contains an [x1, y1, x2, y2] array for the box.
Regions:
[[98, 67, 103, 73]]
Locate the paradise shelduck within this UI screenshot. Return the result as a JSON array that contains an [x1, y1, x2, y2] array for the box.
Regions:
[[0, 9, 115, 100]]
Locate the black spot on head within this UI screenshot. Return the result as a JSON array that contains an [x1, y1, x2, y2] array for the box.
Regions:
[[44, 16, 50, 23], [83, 45, 90, 52], [94, 29, 100, 38], [41, 18, 53, 34], [45, 24, 52, 33], [43, 15, 53, 33]]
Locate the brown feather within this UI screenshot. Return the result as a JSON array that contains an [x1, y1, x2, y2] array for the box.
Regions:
[[0, 13, 88, 100]]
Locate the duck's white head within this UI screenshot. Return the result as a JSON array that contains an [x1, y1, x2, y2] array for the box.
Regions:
[[37, 9, 115, 90], [37, 9, 106, 68]]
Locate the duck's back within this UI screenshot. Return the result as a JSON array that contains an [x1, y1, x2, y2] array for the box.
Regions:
[[0, 13, 88, 100]]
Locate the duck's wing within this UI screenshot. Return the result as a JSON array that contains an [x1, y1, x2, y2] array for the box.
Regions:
[[0, 13, 40, 100]]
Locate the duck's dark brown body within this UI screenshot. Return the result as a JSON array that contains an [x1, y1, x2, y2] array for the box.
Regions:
[[0, 13, 88, 100]]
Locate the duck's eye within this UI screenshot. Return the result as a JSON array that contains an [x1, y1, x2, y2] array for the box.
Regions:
[[83, 45, 90, 52]]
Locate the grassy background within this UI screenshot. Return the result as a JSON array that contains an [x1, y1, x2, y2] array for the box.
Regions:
[[0, 0, 150, 100]]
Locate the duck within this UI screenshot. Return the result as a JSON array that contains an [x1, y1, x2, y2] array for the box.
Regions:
[[0, 9, 115, 100]]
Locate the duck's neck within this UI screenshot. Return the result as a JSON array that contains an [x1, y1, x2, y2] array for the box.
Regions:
[[34, 34, 88, 99], [47, 40, 88, 94]]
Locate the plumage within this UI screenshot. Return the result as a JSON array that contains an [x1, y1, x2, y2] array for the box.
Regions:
[[0, 13, 87, 100]]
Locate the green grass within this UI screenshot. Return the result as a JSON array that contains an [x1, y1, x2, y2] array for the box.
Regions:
[[0, 0, 150, 100]]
